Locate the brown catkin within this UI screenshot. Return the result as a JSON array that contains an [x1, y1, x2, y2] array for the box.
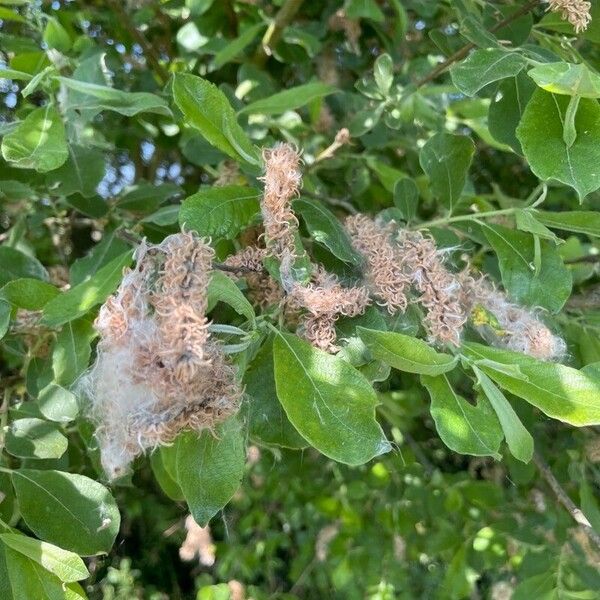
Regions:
[[80, 232, 242, 480], [397, 230, 466, 346], [259, 143, 302, 259], [546, 0, 591, 32], [345, 214, 410, 314], [287, 266, 371, 352]]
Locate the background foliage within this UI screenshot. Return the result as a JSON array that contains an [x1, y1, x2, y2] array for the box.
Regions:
[[2, 0, 600, 598]]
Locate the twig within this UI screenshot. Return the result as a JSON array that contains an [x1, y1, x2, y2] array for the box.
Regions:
[[106, 0, 169, 85], [254, 0, 305, 66], [565, 255, 600, 265], [533, 451, 600, 552], [414, 0, 541, 88]]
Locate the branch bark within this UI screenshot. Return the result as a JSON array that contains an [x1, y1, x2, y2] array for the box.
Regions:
[[414, 0, 541, 88], [254, 0, 305, 67], [533, 451, 600, 552], [106, 0, 169, 85]]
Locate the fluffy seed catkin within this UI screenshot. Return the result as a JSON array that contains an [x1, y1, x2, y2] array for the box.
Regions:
[[459, 271, 566, 361], [80, 232, 242, 480]]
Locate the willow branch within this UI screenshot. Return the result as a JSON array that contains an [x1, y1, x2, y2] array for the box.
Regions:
[[106, 0, 169, 85], [254, 0, 305, 67], [533, 451, 600, 552], [414, 0, 541, 88]]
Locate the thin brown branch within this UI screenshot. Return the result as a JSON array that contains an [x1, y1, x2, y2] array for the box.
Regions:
[[254, 0, 305, 67], [414, 0, 541, 88], [106, 0, 169, 85], [533, 451, 600, 552]]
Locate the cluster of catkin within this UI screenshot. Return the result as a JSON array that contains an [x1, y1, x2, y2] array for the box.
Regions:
[[81, 232, 241, 479], [226, 143, 565, 360]]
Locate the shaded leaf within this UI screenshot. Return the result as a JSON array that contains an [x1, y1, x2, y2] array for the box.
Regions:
[[179, 185, 260, 239], [451, 49, 527, 96], [238, 82, 337, 116], [516, 90, 600, 201], [483, 223, 571, 312], [5, 418, 67, 460], [175, 418, 245, 526], [295, 198, 362, 265], [419, 133, 474, 213], [42, 251, 132, 327], [173, 73, 259, 165], [1, 105, 68, 172]]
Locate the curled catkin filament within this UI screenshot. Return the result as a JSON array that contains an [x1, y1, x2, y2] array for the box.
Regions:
[[397, 230, 466, 347], [546, 0, 591, 33], [80, 232, 242, 480], [222, 246, 284, 309], [259, 143, 302, 259], [287, 267, 371, 352], [459, 272, 566, 361], [345, 214, 410, 313]]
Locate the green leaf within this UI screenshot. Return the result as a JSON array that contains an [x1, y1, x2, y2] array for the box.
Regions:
[[5, 418, 67, 460], [463, 342, 600, 427], [179, 185, 260, 239], [482, 223, 572, 312], [4, 546, 86, 600], [69, 231, 129, 286], [0, 298, 9, 340], [295, 198, 362, 265], [0, 67, 32, 81], [488, 73, 536, 153], [472, 366, 533, 463], [59, 77, 171, 117], [532, 209, 600, 238], [42, 251, 132, 327], [419, 133, 474, 213], [12, 469, 120, 555], [1, 105, 68, 172], [42, 18, 71, 53], [238, 82, 338, 116], [0, 534, 89, 583], [175, 418, 245, 526], [150, 452, 184, 502], [213, 23, 265, 69], [421, 373, 503, 459], [207, 271, 255, 323], [52, 319, 95, 386], [1, 279, 58, 310], [345, 0, 384, 22], [45, 145, 105, 198], [450, 49, 527, 96], [37, 383, 79, 423], [245, 337, 308, 449], [0, 247, 47, 287], [357, 327, 458, 375], [393, 177, 419, 221], [517, 89, 600, 201], [172, 73, 260, 165], [374, 53, 393, 96], [273, 331, 390, 465], [515, 209, 562, 243], [528, 62, 600, 98]]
